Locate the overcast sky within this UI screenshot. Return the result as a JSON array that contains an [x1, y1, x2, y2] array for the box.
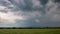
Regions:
[[0, 0, 60, 27]]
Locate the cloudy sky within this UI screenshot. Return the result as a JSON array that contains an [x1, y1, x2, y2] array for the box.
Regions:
[[0, 0, 60, 27]]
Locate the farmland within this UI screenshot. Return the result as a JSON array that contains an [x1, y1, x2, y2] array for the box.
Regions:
[[0, 29, 60, 34]]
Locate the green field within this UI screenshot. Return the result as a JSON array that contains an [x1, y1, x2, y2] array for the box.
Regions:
[[0, 29, 60, 34]]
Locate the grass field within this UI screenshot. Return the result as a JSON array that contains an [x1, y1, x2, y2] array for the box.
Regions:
[[0, 29, 60, 34]]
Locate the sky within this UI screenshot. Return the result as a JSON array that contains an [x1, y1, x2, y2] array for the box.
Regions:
[[0, 0, 60, 27]]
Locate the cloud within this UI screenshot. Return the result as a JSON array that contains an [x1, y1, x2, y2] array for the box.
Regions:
[[0, 11, 27, 24], [45, 0, 60, 21], [0, 2, 42, 27], [0, 6, 6, 10], [0, 0, 60, 27], [39, 0, 60, 27]]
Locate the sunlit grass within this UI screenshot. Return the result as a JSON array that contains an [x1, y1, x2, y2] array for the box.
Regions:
[[0, 29, 60, 34]]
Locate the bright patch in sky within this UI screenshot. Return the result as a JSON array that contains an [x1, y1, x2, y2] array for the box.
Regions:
[[0, 6, 6, 10]]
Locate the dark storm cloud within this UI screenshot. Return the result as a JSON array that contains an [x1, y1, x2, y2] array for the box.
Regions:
[[8, 0, 45, 13], [0, 0, 60, 27], [53, 0, 60, 3], [39, 0, 48, 5], [8, 0, 32, 11]]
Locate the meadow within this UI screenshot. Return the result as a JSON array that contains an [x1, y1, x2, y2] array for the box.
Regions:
[[0, 29, 60, 34]]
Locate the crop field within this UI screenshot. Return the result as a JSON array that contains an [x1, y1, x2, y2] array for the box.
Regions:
[[0, 29, 60, 34]]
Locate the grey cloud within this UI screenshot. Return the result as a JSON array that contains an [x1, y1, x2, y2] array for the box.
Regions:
[[41, 0, 60, 27], [0, 0, 60, 27], [39, 0, 48, 5], [53, 0, 60, 3], [9, 0, 45, 14]]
